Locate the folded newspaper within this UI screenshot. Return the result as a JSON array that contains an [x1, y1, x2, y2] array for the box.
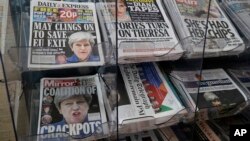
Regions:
[[97, 0, 183, 64], [170, 69, 247, 116], [119, 62, 185, 125], [221, 0, 250, 42], [28, 0, 104, 69], [163, 0, 245, 58], [37, 74, 107, 139]]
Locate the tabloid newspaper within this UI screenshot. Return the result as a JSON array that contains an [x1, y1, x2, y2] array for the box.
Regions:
[[170, 69, 247, 114], [221, 0, 250, 41], [98, 0, 183, 63], [164, 0, 245, 57], [119, 62, 185, 125], [28, 0, 104, 69], [0, 0, 9, 54], [37, 74, 107, 139]]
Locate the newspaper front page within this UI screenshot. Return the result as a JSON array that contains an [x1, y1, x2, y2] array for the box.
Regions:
[[100, 0, 183, 63], [171, 69, 247, 112], [222, 0, 250, 40], [169, 0, 244, 55], [119, 63, 184, 124], [28, 0, 104, 69], [37, 74, 107, 139]]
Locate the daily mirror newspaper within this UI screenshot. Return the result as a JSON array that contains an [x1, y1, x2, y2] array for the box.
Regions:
[[37, 74, 107, 139], [164, 0, 245, 57], [28, 0, 104, 69], [98, 0, 183, 63]]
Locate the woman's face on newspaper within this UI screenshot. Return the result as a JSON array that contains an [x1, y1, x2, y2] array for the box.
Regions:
[[117, 1, 127, 17], [110, 1, 127, 18], [59, 96, 89, 124], [71, 39, 92, 61]]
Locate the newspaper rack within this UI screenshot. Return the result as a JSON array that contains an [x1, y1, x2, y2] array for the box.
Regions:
[[4, 66, 117, 140], [3, 0, 250, 141]]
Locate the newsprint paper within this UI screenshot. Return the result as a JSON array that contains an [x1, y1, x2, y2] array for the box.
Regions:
[[119, 63, 184, 125], [98, 0, 183, 63], [37, 74, 107, 139], [221, 0, 250, 41], [28, 0, 104, 69], [164, 0, 245, 57], [170, 69, 247, 114]]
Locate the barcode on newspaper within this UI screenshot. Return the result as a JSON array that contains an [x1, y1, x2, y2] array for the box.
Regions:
[[32, 55, 55, 64]]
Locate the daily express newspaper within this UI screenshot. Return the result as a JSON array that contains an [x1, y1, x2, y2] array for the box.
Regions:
[[37, 74, 107, 138], [167, 0, 244, 54], [28, 0, 104, 69], [170, 69, 247, 111], [119, 62, 184, 124], [222, 0, 250, 41], [100, 0, 183, 63]]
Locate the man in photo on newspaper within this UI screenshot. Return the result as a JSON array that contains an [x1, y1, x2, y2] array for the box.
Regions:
[[66, 31, 100, 63]]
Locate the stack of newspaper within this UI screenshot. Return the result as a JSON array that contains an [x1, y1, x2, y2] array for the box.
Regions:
[[116, 63, 185, 128], [163, 0, 245, 58], [37, 74, 108, 139], [28, 0, 104, 69], [97, 0, 184, 64], [170, 69, 248, 118], [220, 0, 250, 44]]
